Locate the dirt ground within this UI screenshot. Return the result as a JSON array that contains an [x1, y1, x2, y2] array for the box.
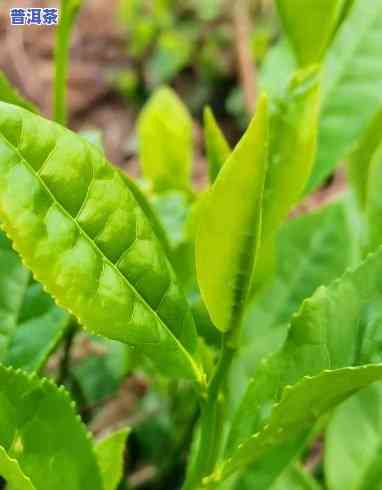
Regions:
[[0, 0, 140, 169]]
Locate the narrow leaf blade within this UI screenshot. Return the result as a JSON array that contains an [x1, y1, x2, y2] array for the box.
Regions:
[[203, 106, 231, 183], [196, 94, 269, 334]]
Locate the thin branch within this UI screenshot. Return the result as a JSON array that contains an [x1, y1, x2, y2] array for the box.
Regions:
[[233, 0, 257, 114]]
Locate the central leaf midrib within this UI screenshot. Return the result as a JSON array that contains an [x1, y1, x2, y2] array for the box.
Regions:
[[0, 128, 202, 382]]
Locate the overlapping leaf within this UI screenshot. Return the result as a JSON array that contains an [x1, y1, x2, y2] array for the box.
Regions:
[[0, 102, 204, 384], [253, 66, 321, 292], [0, 446, 35, 490], [228, 199, 353, 413], [217, 245, 382, 481], [196, 95, 269, 336], [0, 364, 103, 489], [203, 107, 231, 183]]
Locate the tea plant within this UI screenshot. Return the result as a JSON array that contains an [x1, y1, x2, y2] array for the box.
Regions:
[[1, 0, 382, 489]]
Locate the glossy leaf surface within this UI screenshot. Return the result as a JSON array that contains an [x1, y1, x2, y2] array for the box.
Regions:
[[0, 102, 203, 384], [196, 95, 269, 335], [276, 0, 346, 66], [203, 107, 231, 183], [0, 364, 102, 489], [96, 428, 129, 490], [138, 87, 193, 192]]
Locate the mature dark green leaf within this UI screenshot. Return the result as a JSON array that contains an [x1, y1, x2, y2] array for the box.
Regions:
[[0, 230, 29, 360], [276, 0, 346, 66], [138, 87, 193, 192], [0, 364, 103, 489], [325, 383, 382, 490], [196, 95, 269, 336], [96, 428, 129, 490], [0, 102, 204, 384], [203, 107, 231, 183], [0, 229, 69, 371], [5, 282, 70, 371]]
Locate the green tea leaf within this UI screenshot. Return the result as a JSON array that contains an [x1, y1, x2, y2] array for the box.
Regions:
[[0, 229, 69, 371], [276, 0, 346, 66], [96, 428, 129, 490], [196, 94, 269, 336], [325, 383, 382, 490], [271, 464, 322, 490], [259, 41, 296, 100], [0, 364, 103, 489], [0, 72, 38, 113], [0, 230, 30, 360], [0, 446, 36, 490], [229, 199, 353, 413], [138, 87, 193, 192], [120, 174, 172, 260], [217, 366, 382, 481], [0, 102, 204, 384], [307, 0, 382, 192], [365, 143, 382, 252], [253, 66, 321, 291], [5, 282, 71, 372], [223, 246, 382, 480], [203, 106, 231, 183], [348, 109, 382, 210]]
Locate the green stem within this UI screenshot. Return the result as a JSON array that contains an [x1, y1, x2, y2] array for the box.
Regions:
[[183, 338, 236, 490], [53, 0, 81, 125]]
